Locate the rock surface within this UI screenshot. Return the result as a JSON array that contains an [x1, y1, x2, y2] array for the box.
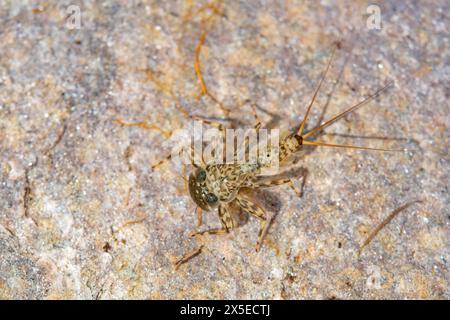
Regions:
[[0, 1, 448, 299]]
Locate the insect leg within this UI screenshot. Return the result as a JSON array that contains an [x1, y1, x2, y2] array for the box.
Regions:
[[112, 119, 182, 171], [247, 177, 302, 197], [196, 206, 203, 227], [174, 245, 204, 270], [189, 204, 233, 237], [245, 168, 308, 197], [249, 103, 262, 129], [218, 203, 235, 231], [150, 142, 204, 171], [190, 115, 227, 133], [235, 195, 272, 252]]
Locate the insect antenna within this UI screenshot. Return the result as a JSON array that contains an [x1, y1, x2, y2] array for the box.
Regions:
[[195, 206, 203, 226], [302, 81, 394, 139], [302, 140, 401, 152], [294, 45, 399, 152], [299, 80, 401, 152], [297, 47, 336, 136]]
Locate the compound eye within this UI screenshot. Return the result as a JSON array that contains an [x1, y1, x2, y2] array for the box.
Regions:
[[197, 170, 207, 182], [205, 193, 218, 204]]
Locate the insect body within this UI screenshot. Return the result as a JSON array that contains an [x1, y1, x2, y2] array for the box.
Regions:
[[188, 131, 301, 208], [187, 132, 301, 250], [111, 20, 402, 263], [187, 51, 396, 252]]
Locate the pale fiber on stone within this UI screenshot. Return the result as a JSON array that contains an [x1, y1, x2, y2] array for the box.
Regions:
[[0, 1, 448, 299]]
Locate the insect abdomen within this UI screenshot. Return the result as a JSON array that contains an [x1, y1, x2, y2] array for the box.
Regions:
[[279, 133, 302, 163]]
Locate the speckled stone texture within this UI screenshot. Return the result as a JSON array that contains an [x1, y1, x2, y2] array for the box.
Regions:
[[0, 1, 448, 299]]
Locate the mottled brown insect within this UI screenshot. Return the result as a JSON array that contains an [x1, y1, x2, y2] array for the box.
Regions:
[[114, 35, 398, 264], [184, 48, 397, 253]]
